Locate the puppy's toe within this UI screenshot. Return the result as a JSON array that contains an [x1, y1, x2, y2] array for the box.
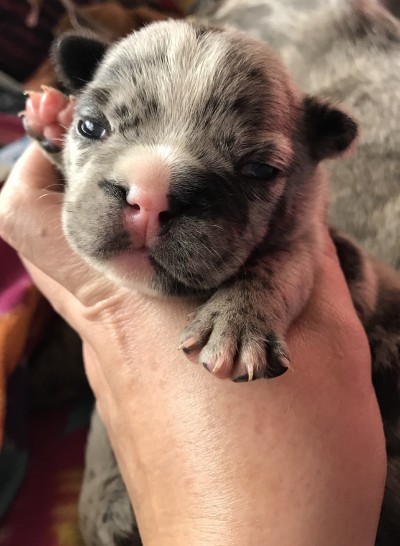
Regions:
[[199, 333, 238, 379], [233, 339, 267, 382], [179, 308, 216, 358], [264, 333, 291, 378], [23, 88, 72, 152]]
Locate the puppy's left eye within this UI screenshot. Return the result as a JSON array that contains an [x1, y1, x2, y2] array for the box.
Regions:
[[77, 119, 108, 140], [239, 162, 279, 181]]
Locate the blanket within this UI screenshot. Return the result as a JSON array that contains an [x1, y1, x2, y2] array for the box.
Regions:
[[0, 238, 46, 448]]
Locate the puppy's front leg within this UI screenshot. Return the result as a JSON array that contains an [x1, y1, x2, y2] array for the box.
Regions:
[[180, 236, 317, 381]]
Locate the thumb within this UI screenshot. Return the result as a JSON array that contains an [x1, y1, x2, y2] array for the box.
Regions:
[[0, 143, 105, 303]]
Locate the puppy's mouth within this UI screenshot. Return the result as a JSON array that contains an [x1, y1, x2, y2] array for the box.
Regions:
[[68, 201, 252, 294], [107, 245, 153, 280], [121, 207, 162, 250], [94, 230, 213, 295]]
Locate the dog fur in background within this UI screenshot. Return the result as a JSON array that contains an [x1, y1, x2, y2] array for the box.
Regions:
[[280, 0, 400, 271], [24, 0, 176, 91], [23, 8, 400, 546], [201, 0, 400, 271]]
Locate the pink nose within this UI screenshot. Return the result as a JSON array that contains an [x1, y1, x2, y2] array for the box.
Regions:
[[123, 187, 169, 248]]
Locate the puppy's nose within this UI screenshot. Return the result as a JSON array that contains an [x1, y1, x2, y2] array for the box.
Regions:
[[118, 149, 172, 248], [126, 187, 168, 238], [124, 188, 169, 246], [126, 189, 169, 215]]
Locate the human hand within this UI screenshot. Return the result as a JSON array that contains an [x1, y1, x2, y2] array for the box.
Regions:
[[0, 143, 386, 546]]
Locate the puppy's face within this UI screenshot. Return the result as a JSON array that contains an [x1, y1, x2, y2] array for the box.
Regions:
[[58, 21, 356, 295]]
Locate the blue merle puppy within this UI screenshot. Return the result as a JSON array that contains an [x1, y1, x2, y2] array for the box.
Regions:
[[24, 19, 400, 546]]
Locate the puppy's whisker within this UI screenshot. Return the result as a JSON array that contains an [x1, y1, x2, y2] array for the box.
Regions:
[[37, 193, 62, 202], [42, 183, 65, 191]]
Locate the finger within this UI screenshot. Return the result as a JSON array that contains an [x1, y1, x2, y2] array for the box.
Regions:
[[0, 143, 103, 302], [2, 140, 60, 190], [312, 227, 361, 322], [288, 226, 370, 374], [20, 256, 86, 331], [82, 343, 119, 426]]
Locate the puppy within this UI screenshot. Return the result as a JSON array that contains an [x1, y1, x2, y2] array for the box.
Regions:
[[203, 0, 400, 268], [24, 19, 400, 546], [280, 0, 400, 271]]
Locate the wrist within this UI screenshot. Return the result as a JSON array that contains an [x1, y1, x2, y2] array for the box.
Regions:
[[81, 290, 385, 546], [94, 347, 384, 546]]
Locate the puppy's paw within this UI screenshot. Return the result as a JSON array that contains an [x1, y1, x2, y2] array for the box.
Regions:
[[22, 87, 74, 153], [179, 299, 290, 381]]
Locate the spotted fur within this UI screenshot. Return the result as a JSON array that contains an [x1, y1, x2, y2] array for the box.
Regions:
[[280, 0, 400, 271], [58, 23, 309, 298], [28, 14, 400, 546], [53, 22, 359, 383]]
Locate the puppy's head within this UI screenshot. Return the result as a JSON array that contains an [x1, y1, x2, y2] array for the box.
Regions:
[[55, 21, 357, 295]]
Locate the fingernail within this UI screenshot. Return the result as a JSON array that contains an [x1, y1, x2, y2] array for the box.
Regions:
[[17, 110, 26, 118], [23, 89, 37, 97]]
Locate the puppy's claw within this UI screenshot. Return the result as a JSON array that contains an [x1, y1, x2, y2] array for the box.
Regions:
[[21, 116, 29, 132], [233, 373, 250, 383], [40, 85, 60, 94], [39, 139, 61, 154], [264, 359, 289, 379], [279, 355, 291, 369], [179, 337, 199, 354]]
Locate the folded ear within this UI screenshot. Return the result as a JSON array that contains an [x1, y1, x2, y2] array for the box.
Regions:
[[303, 96, 358, 161], [52, 32, 109, 92]]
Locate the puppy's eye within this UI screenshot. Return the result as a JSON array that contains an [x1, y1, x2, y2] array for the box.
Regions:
[[77, 119, 107, 140], [239, 162, 279, 181]]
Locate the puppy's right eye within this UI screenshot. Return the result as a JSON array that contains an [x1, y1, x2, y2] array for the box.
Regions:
[[239, 162, 279, 181], [77, 119, 107, 140]]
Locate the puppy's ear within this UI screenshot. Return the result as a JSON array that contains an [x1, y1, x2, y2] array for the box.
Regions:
[[303, 96, 358, 161], [52, 32, 109, 92]]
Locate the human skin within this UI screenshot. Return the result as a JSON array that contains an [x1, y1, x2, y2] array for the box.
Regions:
[[0, 144, 387, 545]]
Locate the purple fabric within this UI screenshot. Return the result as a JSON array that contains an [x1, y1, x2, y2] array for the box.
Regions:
[[0, 0, 93, 82], [0, 238, 30, 313]]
